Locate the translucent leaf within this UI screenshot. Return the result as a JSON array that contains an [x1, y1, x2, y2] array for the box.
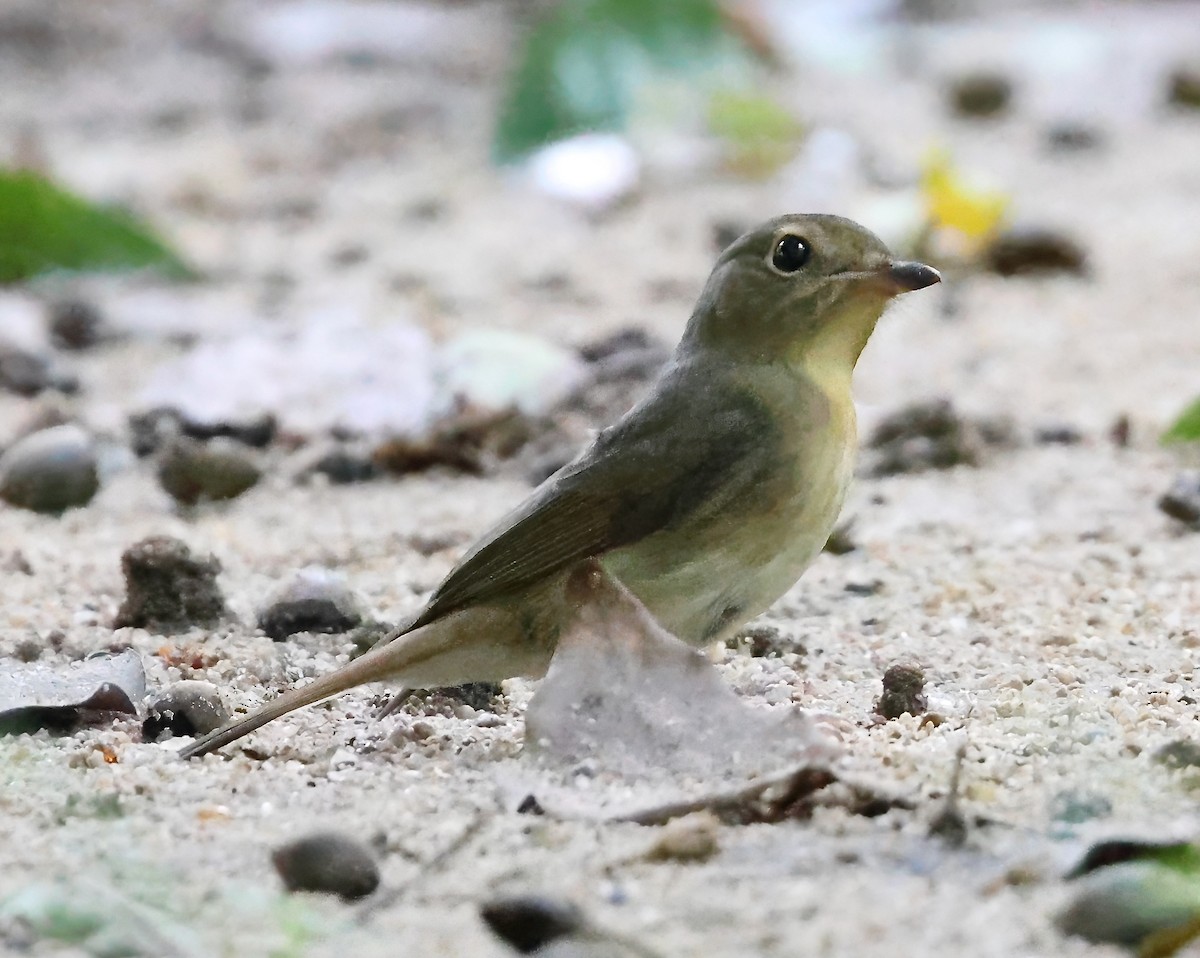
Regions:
[[1163, 396, 1200, 445], [0, 169, 191, 285], [493, 0, 736, 163], [707, 89, 803, 176], [921, 150, 1008, 248]]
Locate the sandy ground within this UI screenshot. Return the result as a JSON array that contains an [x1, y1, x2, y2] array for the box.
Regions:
[[3, 1, 1200, 955]]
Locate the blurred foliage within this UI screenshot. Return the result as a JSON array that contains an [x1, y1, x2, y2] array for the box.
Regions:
[[707, 90, 804, 177], [494, 0, 750, 162], [1163, 397, 1200, 445], [921, 150, 1008, 253], [1061, 841, 1200, 958], [0, 169, 191, 285]]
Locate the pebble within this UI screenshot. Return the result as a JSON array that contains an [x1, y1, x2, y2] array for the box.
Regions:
[[157, 437, 261, 506], [865, 399, 1013, 477], [0, 340, 57, 396], [1167, 64, 1200, 109], [480, 895, 584, 954], [257, 566, 363, 641], [142, 681, 229, 741], [46, 299, 106, 351], [644, 811, 720, 862], [875, 663, 927, 720], [112, 536, 226, 632], [0, 424, 99, 513], [1159, 474, 1200, 528], [984, 227, 1088, 277], [947, 72, 1013, 119], [271, 832, 380, 901]]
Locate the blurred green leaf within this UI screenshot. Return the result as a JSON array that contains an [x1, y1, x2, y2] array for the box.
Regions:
[[707, 89, 803, 176], [494, 0, 739, 163], [1163, 397, 1200, 445], [1060, 841, 1200, 957], [0, 169, 191, 284]]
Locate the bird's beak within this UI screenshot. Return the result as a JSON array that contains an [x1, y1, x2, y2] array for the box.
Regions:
[[879, 260, 941, 294]]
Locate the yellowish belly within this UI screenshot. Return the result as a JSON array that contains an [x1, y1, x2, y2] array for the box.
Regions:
[[603, 405, 856, 645]]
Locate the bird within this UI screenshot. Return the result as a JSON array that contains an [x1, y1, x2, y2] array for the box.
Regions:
[[179, 213, 940, 759]]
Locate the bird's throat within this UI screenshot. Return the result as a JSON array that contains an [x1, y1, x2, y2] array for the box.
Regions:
[[786, 295, 885, 395]]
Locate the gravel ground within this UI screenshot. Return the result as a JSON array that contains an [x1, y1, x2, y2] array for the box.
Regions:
[[2, 2, 1200, 956]]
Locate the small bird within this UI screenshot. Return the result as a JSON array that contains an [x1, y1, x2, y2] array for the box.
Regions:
[[179, 214, 939, 759]]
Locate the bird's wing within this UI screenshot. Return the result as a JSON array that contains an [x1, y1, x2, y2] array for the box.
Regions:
[[408, 366, 779, 630]]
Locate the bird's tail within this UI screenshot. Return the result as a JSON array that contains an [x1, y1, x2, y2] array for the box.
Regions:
[[177, 617, 452, 759]]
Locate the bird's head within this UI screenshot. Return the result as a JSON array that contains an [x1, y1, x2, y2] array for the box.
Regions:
[[684, 213, 940, 379]]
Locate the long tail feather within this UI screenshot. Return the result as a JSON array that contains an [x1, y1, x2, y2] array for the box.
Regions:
[[178, 621, 443, 759]]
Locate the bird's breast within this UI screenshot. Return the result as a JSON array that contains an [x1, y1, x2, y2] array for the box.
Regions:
[[603, 376, 858, 645]]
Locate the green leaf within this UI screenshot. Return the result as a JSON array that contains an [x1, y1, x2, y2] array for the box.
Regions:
[[1163, 397, 1200, 445], [707, 89, 804, 176], [493, 0, 737, 163], [0, 169, 192, 284]]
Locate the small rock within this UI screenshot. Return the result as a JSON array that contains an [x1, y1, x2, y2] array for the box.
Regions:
[[0, 341, 55, 396], [272, 832, 380, 901], [1167, 64, 1200, 110], [1154, 739, 1200, 768], [1043, 122, 1104, 153], [258, 567, 363, 641], [1109, 413, 1132, 448], [823, 519, 857, 555], [725, 623, 792, 658], [308, 446, 377, 484], [875, 663, 927, 720], [844, 579, 882, 597], [984, 227, 1088, 277], [947, 72, 1013, 119], [46, 300, 106, 351], [644, 811, 720, 862], [346, 619, 395, 659], [480, 896, 584, 954], [1159, 474, 1200, 528], [157, 438, 262, 506], [113, 536, 226, 633], [438, 682, 503, 712], [14, 637, 42, 662], [0, 424, 99, 514], [142, 681, 229, 741], [1050, 789, 1112, 825], [1035, 424, 1084, 445], [865, 399, 1012, 477]]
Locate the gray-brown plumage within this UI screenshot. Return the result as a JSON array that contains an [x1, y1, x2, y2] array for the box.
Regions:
[[179, 214, 939, 759]]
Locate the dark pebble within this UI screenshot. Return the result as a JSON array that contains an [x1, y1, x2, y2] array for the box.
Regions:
[[46, 300, 106, 351], [131, 408, 277, 458], [1035, 424, 1084, 445], [1154, 739, 1200, 768], [1159, 473, 1200, 528], [984, 227, 1088, 277], [875, 663, 927, 720], [272, 832, 380, 901], [437, 682, 503, 711], [310, 447, 378, 484], [0, 424, 99, 514], [823, 519, 857, 555], [113, 536, 226, 633], [725, 623, 794, 658], [844, 579, 883, 597], [258, 568, 363, 641], [865, 398, 1012, 476], [1167, 65, 1200, 109], [0, 342, 56, 397], [480, 896, 584, 954], [947, 72, 1013, 118], [142, 680, 229, 741], [1043, 122, 1104, 153], [158, 438, 261, 506]]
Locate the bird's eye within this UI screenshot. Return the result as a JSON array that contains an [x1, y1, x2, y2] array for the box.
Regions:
[[771, 234, 811, 273]]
